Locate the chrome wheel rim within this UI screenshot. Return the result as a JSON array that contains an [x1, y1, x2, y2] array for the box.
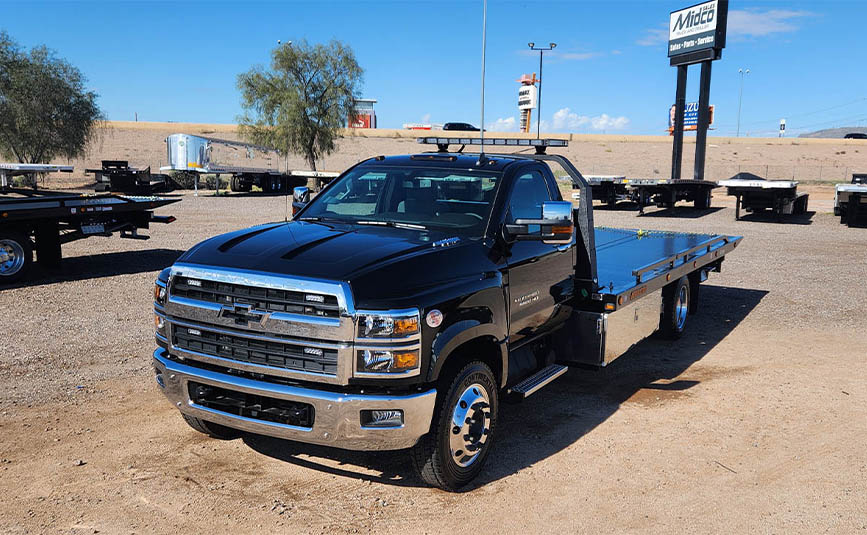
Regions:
[[0, 239, 25, 276], [675, 284, 689, 330], [449, 382, 491, 468]]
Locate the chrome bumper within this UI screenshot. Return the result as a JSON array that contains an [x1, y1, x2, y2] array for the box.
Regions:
[[153, 349, 436, 451]]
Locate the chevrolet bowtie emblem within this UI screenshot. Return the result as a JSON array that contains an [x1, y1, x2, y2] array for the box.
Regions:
[[220, 302, 270, 326]]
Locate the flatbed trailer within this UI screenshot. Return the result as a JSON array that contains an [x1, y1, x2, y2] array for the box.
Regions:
[[0, 163, 74, 189], [718, 173, 809, 221], [161, 133, 316, 194], [0, 189, 180, 283], [834, 173, 867, 227], [629, 178, 717, 214], [584, 175, 630, 207]]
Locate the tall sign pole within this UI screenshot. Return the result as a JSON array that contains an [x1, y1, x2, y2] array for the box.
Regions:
[[668, 0, 728, 181]]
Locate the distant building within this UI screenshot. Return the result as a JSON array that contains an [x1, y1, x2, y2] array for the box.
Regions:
[[349, 99, 377, 128]]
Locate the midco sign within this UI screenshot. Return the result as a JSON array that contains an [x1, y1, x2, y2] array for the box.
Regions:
[[668, 0, 727, 59]]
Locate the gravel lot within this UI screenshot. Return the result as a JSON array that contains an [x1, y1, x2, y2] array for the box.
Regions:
[[1, 185, 865, 534]]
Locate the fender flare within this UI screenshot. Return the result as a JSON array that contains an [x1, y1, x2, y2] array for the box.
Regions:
[[428, 320, 508, 388]]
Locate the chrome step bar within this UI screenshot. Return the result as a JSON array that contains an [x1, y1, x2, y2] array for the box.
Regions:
[[510, 364, 568, 399]]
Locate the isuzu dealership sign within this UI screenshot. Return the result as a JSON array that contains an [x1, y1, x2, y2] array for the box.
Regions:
[[668, 0, 722, 57]]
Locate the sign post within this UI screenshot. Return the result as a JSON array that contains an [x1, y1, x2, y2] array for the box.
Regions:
[[779, 119, 786, 138], [668, 0, 728, 181]]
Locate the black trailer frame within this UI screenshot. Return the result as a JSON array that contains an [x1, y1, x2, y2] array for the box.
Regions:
[[629, 178, 717, 214], [86, 160, 172, 194], [718, 175, 809, 221], [0, 188, 180, 282]]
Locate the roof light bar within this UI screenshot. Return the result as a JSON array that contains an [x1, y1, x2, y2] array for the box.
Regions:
[[417, 137, 568, 148]]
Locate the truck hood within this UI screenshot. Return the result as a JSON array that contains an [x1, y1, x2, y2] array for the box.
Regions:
[[176, 221, 492, 303]]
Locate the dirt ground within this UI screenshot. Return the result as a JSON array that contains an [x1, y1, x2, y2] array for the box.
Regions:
[[2, 157, 867, 533]]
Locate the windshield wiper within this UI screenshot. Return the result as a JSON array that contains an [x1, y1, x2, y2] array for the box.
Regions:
[[356, 220, 427, 230]]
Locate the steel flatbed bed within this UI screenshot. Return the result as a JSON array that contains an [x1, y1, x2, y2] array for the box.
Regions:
[[593, 227, 740, 309]]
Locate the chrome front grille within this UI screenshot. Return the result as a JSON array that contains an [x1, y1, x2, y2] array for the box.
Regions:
[[173, 323, 338, 375], [163, 263, 356, 384], [171, 278, 340, 318]]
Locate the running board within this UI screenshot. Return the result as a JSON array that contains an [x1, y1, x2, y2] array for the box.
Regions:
[[509, 364, 568, 399]]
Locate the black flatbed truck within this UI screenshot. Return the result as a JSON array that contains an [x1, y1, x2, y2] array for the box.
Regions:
[[0, 188, 180, 283], [152, 139, 742, 490]]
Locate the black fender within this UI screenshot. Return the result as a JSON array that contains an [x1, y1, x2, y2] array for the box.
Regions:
[[428, 320, 508, 389]]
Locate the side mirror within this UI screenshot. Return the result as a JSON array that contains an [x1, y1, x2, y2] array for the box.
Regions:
[[292, 186, 310, 217], [504, 200, 574, 245]]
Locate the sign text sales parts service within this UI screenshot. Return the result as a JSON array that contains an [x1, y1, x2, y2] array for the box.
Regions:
[[668, 0, 719, 57]]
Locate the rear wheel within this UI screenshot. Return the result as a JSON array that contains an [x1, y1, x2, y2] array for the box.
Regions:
[[0, 231, 32, 284], [182, 414, 242, 440], [660, 276, 690, 339], [411, 361, 498, 491]]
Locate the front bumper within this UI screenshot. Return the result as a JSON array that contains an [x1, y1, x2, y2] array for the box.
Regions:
[[153, 349, 436, 450]]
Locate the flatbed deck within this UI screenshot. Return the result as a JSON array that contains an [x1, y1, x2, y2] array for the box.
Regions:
[[594, 227, 741, 307]]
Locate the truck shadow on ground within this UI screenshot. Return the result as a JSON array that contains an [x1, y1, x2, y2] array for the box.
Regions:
[[7, 248, 185, 289], [636, 206, 724, 219], [733, 211, 815, 225], [243, 284, 767, 490]]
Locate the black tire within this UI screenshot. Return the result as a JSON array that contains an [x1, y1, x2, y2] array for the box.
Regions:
[[411, 361, 498, 491], [182, 414, 242, 440], [230, 176, 241, 192], [0, 230, 33, 284], [660, 276, 690, 339]]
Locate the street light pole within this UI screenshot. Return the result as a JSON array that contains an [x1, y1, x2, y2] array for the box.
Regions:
[[736, 68, 749, 137], [528, 42, 556, 139]]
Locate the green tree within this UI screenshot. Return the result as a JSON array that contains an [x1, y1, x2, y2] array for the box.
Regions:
[[237, 39, 363, 171], [0, 31, 103, 163]]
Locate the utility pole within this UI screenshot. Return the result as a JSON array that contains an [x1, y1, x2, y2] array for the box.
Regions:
[[736, 68, 749, 137], [528, 42, 556, 139]]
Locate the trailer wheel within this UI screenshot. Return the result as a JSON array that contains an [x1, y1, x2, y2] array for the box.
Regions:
[[230, 176, 241, 192], [182, 414, 242, 440], [660, 276, 690, 339], [411, 361, 498, 491], [0, 231, 32, 283]]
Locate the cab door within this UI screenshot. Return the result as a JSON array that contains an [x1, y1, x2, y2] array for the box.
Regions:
[[505, 168, 574, 344]]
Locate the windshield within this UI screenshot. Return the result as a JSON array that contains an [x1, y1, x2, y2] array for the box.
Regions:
[[300, 165, 502, 235]]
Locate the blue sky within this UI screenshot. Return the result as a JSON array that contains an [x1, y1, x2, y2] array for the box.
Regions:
[[2, 0, 865, 136]]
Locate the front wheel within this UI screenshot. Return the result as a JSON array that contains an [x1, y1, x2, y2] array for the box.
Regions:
[[411, 361, 498, 491]]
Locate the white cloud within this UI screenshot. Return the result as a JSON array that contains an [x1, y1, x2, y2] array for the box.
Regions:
[[486, 116, 517, 132], [519, 48, 600, 61], [590, 114, 630, 131], [421, 113, 431, 123], [552, 107, 589, 130], [637, 27, 668, 46], [728, 9, 811, 37], [547, 108, 630, 132], [638, 9, 810, 47]]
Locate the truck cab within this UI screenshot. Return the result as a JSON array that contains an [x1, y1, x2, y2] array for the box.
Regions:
[[153, 148, 740, 490]]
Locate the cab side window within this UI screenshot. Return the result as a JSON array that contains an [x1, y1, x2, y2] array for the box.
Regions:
[[507, 170, 552, 223]]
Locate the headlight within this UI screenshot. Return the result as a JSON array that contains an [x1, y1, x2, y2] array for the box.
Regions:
[[357, 349, 419, 374], [154, 283, 167, 306], [357, 310, 419, 338]]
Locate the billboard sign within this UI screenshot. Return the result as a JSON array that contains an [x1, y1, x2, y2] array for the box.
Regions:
[[669, 102, 714, 133], [668, 0, 725, 58], [518, 85, 537, 110]]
